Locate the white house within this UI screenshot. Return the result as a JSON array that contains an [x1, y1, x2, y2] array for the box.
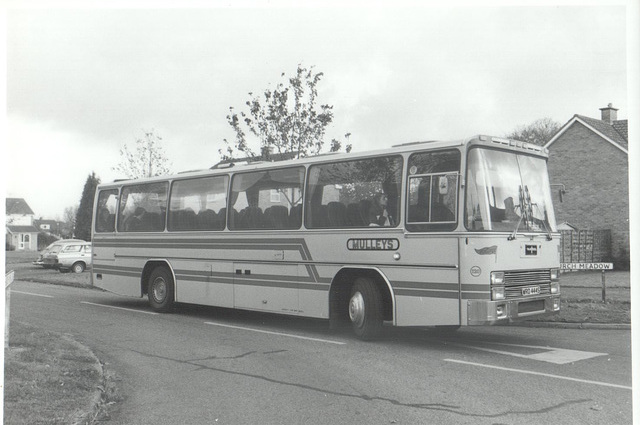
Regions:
[[6, 198, 40, 251]]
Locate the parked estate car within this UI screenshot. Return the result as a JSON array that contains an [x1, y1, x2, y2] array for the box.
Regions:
[[41, 240, 92, 273], [33, 239, 85, 268]]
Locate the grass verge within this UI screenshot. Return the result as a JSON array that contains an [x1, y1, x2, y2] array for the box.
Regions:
[[531, 299, 631, 324], [4, 322, 103, 425]]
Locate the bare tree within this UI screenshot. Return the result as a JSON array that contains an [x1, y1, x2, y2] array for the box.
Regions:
[[113, 129, 172, 179], [220, 64, 351, 162], [63, 206, 78, 227], [505, 117, 561, 146]]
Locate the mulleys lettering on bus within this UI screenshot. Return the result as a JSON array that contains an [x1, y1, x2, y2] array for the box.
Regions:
[[347, 239, 400, 251]]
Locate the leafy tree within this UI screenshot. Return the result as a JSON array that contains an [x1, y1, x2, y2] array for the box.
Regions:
[[221, 65, 352, 162], [505, 117, 561, 146], [75, 172, 100, 241], [113, 129, 172, 179]]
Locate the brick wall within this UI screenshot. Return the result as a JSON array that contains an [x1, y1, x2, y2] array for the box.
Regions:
[[547, 122, 629, 266]]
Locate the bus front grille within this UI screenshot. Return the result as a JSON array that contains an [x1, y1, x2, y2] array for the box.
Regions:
[[503, 270, 552, 299], [504, 270, 551, 285]]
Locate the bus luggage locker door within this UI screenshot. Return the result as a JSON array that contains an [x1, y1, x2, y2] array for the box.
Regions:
[[92, 243, 138, 296], [209, 261, 234, 308], [172, 260, 234, 308], [172, 260, 210, 305], [233, 262, 300, 314]]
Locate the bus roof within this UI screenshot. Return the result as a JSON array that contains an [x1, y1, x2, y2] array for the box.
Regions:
[[101, 134, 549, 187]]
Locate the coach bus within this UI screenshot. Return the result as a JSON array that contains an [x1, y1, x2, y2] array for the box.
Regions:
[[91, 135, 561, 340]]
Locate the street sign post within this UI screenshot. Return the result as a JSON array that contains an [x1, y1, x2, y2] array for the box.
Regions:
[[5, 270, 15, 348], [561, 263, 614, 302]]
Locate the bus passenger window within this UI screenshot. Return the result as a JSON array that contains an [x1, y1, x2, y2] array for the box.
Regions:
[[95, 189, 117, 233], [305, 155, 403, 229], [229, 167, 304, 230], [168, 176, 228, 231], [117, 182, 168, 232]]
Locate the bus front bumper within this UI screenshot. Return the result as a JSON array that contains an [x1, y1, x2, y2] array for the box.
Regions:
[[467, 296, 561, 325]]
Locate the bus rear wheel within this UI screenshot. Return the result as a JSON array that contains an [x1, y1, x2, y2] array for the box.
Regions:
[[148, 266, 175, 312], [349, 277, 383, 340]]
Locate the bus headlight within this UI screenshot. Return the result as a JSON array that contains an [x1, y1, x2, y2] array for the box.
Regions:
[[491, 286, 505, 301], [550, 282, 560, 294], [550, 268, 560, 281], [490, 271, 505, 285]]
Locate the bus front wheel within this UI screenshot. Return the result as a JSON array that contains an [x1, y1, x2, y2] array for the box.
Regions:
[[349, 277, 383, 340], [148, 266, 175, 312]]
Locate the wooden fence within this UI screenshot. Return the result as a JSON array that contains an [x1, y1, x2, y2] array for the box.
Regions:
[[560, 229, 611, 263]]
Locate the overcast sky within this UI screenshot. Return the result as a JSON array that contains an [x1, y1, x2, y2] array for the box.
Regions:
[[3, 1, 636, 219]]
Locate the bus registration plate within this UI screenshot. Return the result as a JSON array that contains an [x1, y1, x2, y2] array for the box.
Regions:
[[522, 286, 541, 296]]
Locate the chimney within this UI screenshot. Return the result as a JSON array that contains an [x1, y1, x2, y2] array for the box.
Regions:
[[599, 103, 618, 123]]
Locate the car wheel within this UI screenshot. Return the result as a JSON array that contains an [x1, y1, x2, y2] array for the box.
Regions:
[[71, 262, 86, 273]]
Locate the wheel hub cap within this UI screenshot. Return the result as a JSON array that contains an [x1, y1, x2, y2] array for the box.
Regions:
[[153, 278, 167, 302], [349, 291, 365, 327]]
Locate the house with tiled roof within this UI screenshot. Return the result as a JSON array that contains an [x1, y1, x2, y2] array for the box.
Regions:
[[6, 198, 40, 251], [544, 103, 629, 267]]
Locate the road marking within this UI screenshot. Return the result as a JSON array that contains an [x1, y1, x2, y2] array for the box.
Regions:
[[205, 321, 346, 345], [80, 301, 159, 315], [444, 359, 632, 390], [452, 341, 607, 364], [10, 290, 54, 298]]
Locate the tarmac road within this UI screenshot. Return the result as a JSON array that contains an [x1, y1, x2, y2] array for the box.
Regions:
[[8, 280, 633, 425]]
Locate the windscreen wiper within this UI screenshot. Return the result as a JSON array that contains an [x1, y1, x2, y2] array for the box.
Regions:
[[531, 201, 553, 241], [507, 186, 525, 241], [507, 214, 524, 241]]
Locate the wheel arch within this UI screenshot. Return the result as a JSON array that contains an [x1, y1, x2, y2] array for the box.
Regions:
[[328, 267, 395, 327], [141, 259, 175, 297]]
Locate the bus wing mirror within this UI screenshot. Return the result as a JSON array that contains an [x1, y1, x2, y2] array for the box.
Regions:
[[551, 184, 566, 203], [438, 176, 449, 195]]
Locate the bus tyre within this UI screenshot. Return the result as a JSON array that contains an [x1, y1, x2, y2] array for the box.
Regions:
[[349, 277, 383, 340], [148, 266, 175, 312]]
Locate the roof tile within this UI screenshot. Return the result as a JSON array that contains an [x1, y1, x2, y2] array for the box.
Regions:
[[575, 115, 628, 150], [6, 198, 35, 216]]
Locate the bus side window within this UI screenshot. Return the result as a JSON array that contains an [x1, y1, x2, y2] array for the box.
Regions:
[[117, 182, 168, 232], [95, 189, 118, 233], [229, 167, 304, 231], [168, 176, 228, 231], [305, 156, 403, 229]]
